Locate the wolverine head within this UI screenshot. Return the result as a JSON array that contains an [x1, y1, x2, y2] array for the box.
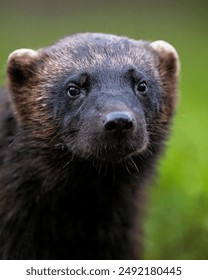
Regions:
[[6, 33, 179, 162]]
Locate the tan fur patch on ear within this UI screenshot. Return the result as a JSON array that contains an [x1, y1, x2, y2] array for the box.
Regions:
[[150, 40, 178, 57], [150, 40, 180, 74], [8, 48, 38, 63]]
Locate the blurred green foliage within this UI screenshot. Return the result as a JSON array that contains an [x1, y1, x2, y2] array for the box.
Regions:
[[0, 0, 207, 259]]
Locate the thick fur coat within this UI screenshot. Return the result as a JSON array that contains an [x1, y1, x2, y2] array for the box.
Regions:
[[0, 33, 179, 259]]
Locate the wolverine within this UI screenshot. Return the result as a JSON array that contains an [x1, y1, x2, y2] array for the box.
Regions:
[[0, 33, 179, 259]]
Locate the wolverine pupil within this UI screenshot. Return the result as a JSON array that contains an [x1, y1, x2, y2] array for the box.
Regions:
[[67, 86, 81, 98], [137, 82, 147, 94]]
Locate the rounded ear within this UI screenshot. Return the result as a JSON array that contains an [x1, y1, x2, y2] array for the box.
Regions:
[[150, 40, 180, 116], [8, 48, 38, 62], [150, 40, 180, 76], [150, 40, 178, 58], [7, 48, 39, 89]]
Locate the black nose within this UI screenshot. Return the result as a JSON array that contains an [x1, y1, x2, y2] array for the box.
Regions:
[[103, 111, 134, 132]]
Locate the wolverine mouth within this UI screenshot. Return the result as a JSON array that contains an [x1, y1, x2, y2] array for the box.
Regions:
[[89, 135, 149, 163]]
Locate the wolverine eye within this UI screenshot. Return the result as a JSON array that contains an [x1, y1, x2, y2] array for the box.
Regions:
[[67, 86, 81, 99], [137, 81, 147, 96]]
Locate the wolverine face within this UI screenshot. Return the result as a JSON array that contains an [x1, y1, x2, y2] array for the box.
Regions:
[[51, 65, 160, 161], [6, 33, 179, 162]]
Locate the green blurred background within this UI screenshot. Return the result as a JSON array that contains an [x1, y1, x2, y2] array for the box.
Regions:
[[0, 0, 207, 259]]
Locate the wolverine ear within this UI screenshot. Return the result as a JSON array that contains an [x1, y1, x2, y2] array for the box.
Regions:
[[150, 40, 180, 115], [150, 40, 180, 77], [7, 48, 39, 89]]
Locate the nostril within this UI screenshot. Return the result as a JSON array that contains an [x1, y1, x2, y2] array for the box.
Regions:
[[103, 111, 134, 131]]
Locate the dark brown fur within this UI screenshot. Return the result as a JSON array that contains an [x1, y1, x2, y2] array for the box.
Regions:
[[0, 33, 179, 259]]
